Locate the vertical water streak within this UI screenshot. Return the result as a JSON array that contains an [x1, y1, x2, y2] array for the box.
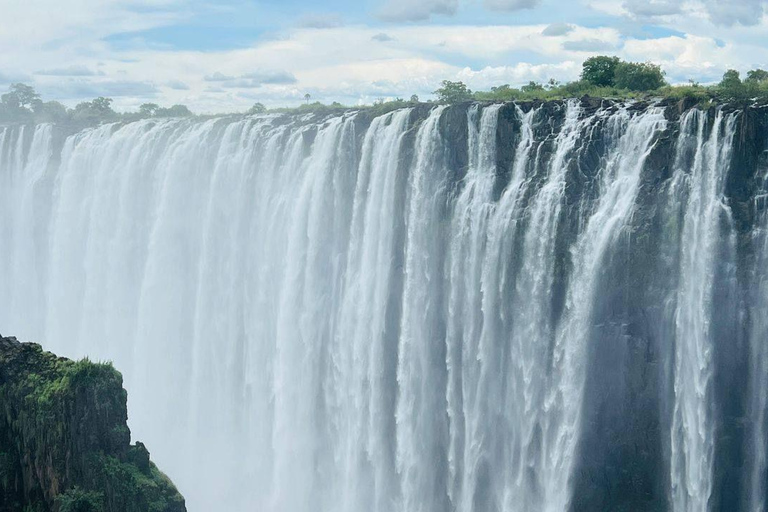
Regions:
[[543, 105, 667, 511], [670, 109, 737, 512], [270, 115, 359, 512], [482, 105, 539, 510], [397, 106, 451, 512], [497, 99, 586, 511], [750, 162, 768, 512], [3, 124, 53, 340], [333, 108, 412, 512], [445, 103, 502, 511]]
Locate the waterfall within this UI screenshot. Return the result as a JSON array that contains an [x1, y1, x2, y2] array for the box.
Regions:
[[669, 110, 737, 512], [0, 101, 765, 512], [750, 148, 768, 512]]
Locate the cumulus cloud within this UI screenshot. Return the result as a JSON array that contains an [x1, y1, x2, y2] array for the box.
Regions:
[[610, 0, 766, 26], [372, 33, 396, 42], [622, 0, 681, 17], [0, 71, 30, 84], [40, 80, 159, 100], [298, 14, 344, 29], [619, 33, 768, 84], [0, 0, 181, 52], [702, 0, 766, 26], [2, 0, 766, 112], [377, 0, 458, 22], [456, 61, 581, 89], [542, 23, 574, 36], [562, 39, 617, 52], [37, 65, 102, 77], [483, 0, 540, 11], [204, 70, 297, 89], [166, 80, 190, 90], [204, 72, 235, 82]]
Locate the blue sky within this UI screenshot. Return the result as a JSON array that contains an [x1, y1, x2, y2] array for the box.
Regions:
[[1, 0, 767, 112]]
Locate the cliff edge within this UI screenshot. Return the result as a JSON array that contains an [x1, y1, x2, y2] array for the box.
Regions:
[[0, 335, 186, 512]]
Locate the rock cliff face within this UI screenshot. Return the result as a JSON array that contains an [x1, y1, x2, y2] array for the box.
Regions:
[[0, 335, 186, 512]]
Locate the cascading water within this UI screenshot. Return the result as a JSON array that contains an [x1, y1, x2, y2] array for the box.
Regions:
[[1, 100, 767, 512], [669, 109, 738, 512]]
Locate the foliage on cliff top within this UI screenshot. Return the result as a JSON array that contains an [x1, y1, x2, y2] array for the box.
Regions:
[[2, 56, 768, 127], [0, 336, 186, 512]]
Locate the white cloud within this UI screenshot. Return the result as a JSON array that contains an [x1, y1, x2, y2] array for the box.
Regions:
[[456, 61, 581, 89], [297, 14, 344, 29], [483, 0, 540, 11], [622, 33, 768, 83], [377, 0, 458, 22], [703, 0, 767, 26], [562, 38, 617, 52], [622, 0, 681, 17], [38, 79, 159, 101], [2, 0, 767, 112], [0, 0, 182, 51], [204, 70, 297, 87], [204, 72, 235, 82], [542, 23, 575, 36], [37, 65, 102, 77], [0, 70, 31, 84], [593, 0, 768, 26], [372, 33, 396, 42], [166, 80, 190, 90]]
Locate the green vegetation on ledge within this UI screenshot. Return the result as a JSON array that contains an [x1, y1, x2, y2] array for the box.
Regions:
[[2, 56, 768, 128], [0, 335, 186, 512], [442, 57, 768, 106]]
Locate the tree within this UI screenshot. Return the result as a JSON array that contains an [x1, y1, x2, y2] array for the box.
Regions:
[[718, 69, 746, 100], [613, 62, 666, 91], [57, 487, 103, 512], [139, 103, 159, 117], [1, 83, 41, 111], [91, 97, 114, 114], [72, 97, 117, 124], [434, 80, 472, 104], [304, 93, 311, 104], [155, 104, 193, 117], [410, 94, 419, 103], [746, 69, 768, 83], [581, 56, 621, 87], [36, 101, 68, 122], [521, 81, 545, 93], [247, 102, 266, 115], [720, 69, 742, 89]]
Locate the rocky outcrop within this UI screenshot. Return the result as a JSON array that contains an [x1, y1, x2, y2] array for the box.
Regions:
[[0, 335, 186, 512]]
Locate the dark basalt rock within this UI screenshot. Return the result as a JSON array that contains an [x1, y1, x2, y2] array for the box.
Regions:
[[0, 335, 186, 512]]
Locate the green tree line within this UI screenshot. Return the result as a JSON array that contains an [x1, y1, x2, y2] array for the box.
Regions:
[[3, 56, 768, 125], [435, 56, 768, 104], [0, 84, 195, 125]]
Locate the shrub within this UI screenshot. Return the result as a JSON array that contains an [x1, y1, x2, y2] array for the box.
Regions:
[[434, 80, 472, 104], [57, 487, 104, 512], [247, 102, 266, 115], [581, 56, 621, 87], [613, 61, 666, 91]]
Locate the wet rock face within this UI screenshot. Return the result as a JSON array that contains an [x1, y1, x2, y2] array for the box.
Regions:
[[0, 335, 186, 512]]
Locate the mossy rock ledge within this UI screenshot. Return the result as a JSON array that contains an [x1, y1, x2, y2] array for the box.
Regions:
[[0, 335, 186, 512]]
